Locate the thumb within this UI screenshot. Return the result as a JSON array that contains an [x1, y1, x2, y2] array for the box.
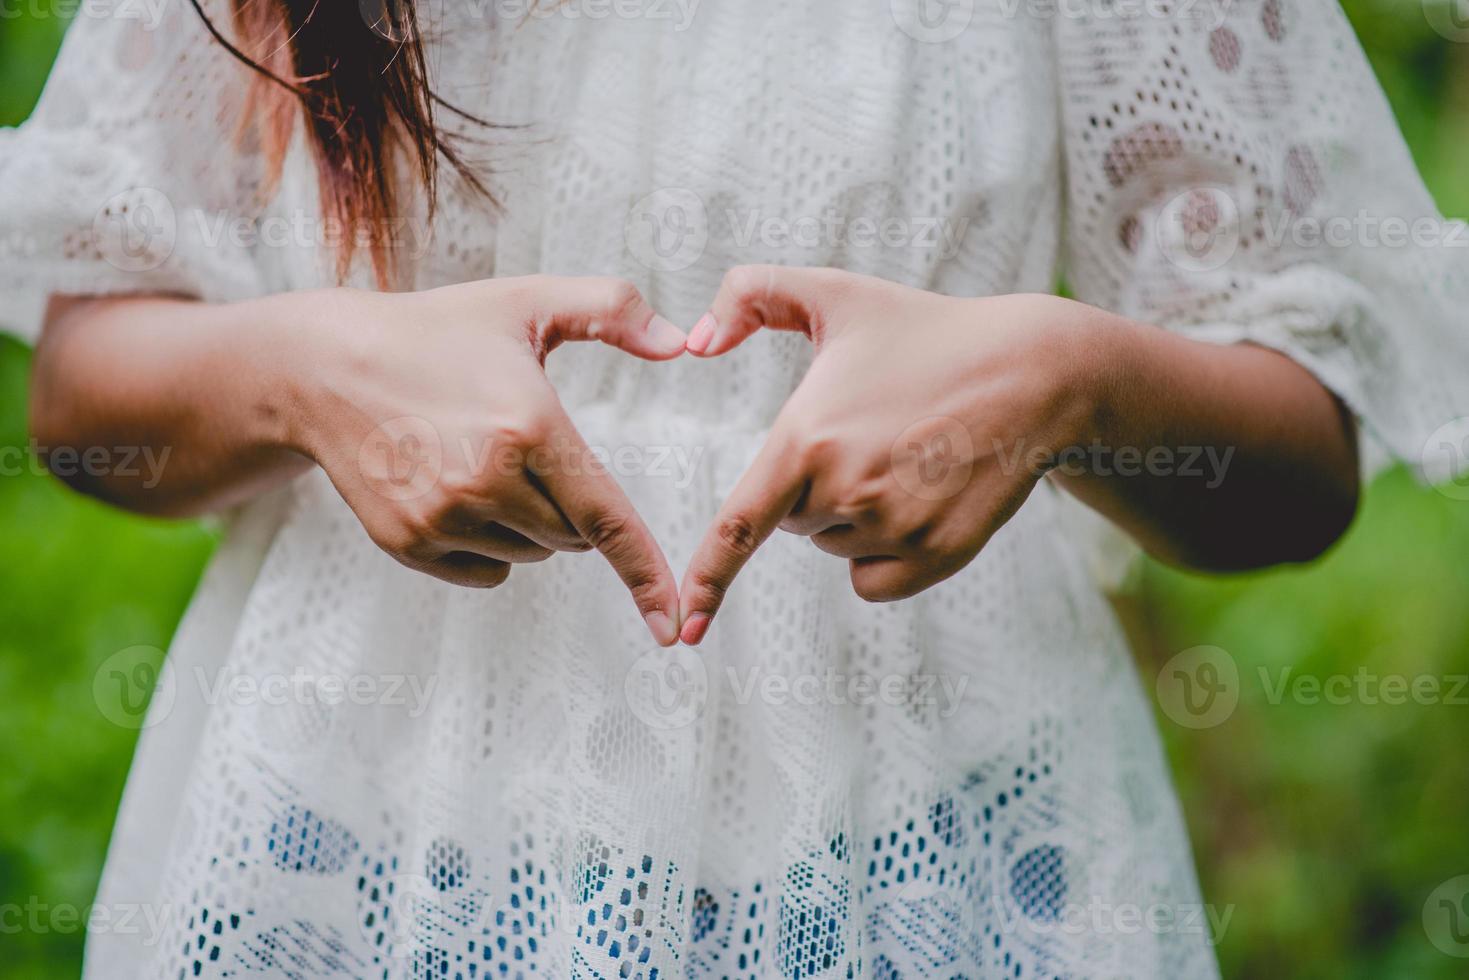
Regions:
[[685, 264, 851, 357], [532, 276, 688, 361]]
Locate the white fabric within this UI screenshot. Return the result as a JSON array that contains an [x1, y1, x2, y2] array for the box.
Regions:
[[2, 0, 1465, 977]]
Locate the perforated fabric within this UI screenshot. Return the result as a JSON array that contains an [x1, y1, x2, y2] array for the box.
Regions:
[[2, 0, 1465, 977]]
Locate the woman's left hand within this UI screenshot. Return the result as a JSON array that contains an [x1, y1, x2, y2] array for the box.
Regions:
[[675, 266, 1111, 645]]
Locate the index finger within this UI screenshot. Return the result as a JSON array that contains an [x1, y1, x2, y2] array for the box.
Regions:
[[532, 409, 683, 647], [677, 432, 809, 645]]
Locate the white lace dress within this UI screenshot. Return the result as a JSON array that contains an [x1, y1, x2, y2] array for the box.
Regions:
[[3, 1, 1466, 977]]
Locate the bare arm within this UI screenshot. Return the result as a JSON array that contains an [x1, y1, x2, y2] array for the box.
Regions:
[[1047, 304, 1359, 572], [674, 267, 1358, 642], [28, 280, 693, 645], [30, 293, 321, 516]]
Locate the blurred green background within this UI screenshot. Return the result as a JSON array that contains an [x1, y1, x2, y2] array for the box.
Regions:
[[2, 3, 1468, 978]]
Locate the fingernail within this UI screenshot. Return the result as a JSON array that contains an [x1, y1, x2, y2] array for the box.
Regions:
[[644, 610, 678, 647], [686, 314, 716, 355], [646, 314, 687, 351], [680, 612, 711, 646]]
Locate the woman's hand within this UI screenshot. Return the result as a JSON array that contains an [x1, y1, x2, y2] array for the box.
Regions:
[[675, 268, 1100, 643], [675, 266, 1358, 645], [288, 276, 689, 644], [32, 277, 689, 647]]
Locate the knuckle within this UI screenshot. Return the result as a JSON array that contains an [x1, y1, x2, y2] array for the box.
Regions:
[[901, 522, 942, 553], [404, 504, 447, 544], [689, 569, 729, 607], [836, 481, 887, 520], [375, 517, 432, 560], [420, 485, 471, 531], [494, 414, 549, 452], [714, 514, 762, 559], [722, 265, 770, 305], [435, 467, 489, 506], [583, 509, 634, 553], [501, 275, 545, 318], [875, 498, 935, 545], [622, 570, 664, 612], [597, 278, 643, 320], [792, 430, 840, 472]]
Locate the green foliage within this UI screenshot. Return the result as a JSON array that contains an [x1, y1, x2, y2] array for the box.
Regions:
[[1, 4, 1467, 978], [1139, 467, 1469, 979], [0, 338, 215, 979], [0, 8, 67, 127]]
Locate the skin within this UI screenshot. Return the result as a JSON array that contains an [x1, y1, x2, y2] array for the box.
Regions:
[[28, 267, 1359, 649], [31, 277, 690, 646], [674, 266, 1358, 645]]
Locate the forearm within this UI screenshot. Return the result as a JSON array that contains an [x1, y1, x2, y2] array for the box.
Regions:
[[1049, 301, 1360, 571], [27, 291, 326, 517]]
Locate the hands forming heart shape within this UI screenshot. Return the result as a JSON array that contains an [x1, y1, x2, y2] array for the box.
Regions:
[[318, 267, 1097, 647]]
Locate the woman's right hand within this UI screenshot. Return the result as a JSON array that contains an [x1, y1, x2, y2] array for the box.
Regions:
[[287, 276, 688, 646]]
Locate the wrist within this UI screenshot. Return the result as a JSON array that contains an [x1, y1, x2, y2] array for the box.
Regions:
[[239, 287, 367, 462], [1032, 295, 1144, 459]]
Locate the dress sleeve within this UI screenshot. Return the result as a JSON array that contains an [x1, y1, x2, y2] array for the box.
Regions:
[[0, 0, 274, 344], [1056, 0, 1469, 485]]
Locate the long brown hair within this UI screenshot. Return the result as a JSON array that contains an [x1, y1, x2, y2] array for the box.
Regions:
[[189, 0, 492, 286]]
